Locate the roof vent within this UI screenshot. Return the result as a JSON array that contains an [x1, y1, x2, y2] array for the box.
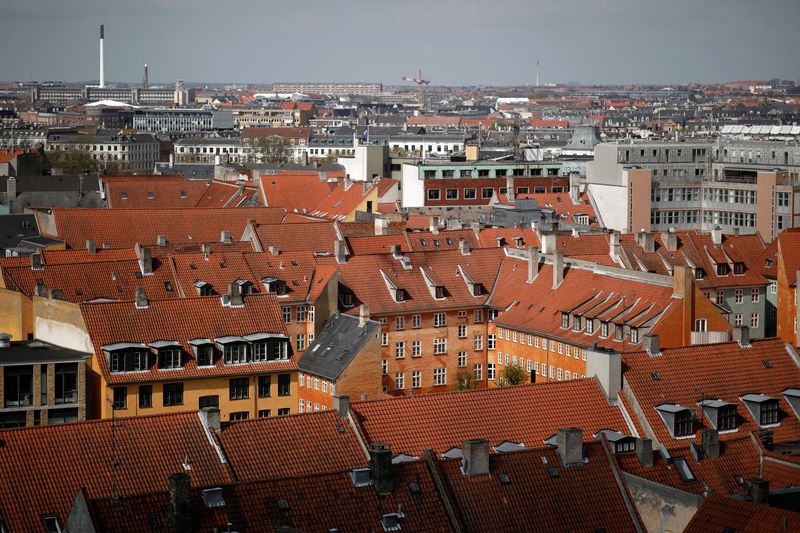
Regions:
[[381, 513, 401, 532], [498, 473, 511, 485]]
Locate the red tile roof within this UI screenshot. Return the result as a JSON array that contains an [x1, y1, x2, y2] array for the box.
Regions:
[[251, 221, 340, 255], [102, 175, 211, 208], [777, 228, 800, 286], [0, 412, 232, 532], [350, 379, 631, 457], [80, 294, 291, 384], [258, 172, 338, 213], [684, 492, 800, 533], [193, 180, 259, 208], [621, 338, 800, 448], [41, 207, 285, 249]]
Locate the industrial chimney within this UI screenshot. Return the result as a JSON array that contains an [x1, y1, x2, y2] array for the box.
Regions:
[[99, 25, 105, 88], [143, 64, 149, 89]]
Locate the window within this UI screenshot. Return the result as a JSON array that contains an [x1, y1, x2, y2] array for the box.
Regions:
[[314, 377, 320, 390], [549, 366, 555, 379], [473, 364, 483, 381], [381, 333, 388, 346], [113, 387, 127, 410], [630, 328, 639, 344], [760, 400, 779, 425], [750, 313, 759, 329], [488, 334, 496, 349], [458, 324, 467, 338], [42, 516, 62, 533], [600, 323, 609, 338], [427, 189, 441, 200], [549, 340, 555, 352], [718, 405, 737, 431], [395, 372, 405, 389], [541, 363, 547, 377], [54, 364, 77, 404], [230, 412, 249, 421], [395, 341, 406, 359], [412, 340, 421, 357], [433, 367, 447, 386], [487, 363, 496, 380], [223, 344, 247, 364], [229, 378, 249, 400], [474, 335, 483, 351], [163, 383, 184, 406], [751, 288, 760, 303], [110, 350, 149, 372], [412, 370, 422, 388], [296, 334, 306, 351], [412, 314, 422, 328], [434, 313, 446, 327], [458, 351, 467, 367], [434, 338, 447, 354], [674, 410, 693, 437], [474, 309, 483, 323], [586, 319, 594, 334], [446, 189, 459, 200], [258, 409, 271, 418], [278, 374, 291, 396], [381, 359, 388, 375], [296, 305, 307, 322], [157, 349, 182, 369], [196, 345, 214, 367], [694, 319, 707, 332], [770, 280, 777, 294], [482, 187, 494, 199], [716, 290, 725, 305], [282, 306, 291, 323], [735, 289, 743, 304], [557, 368, 563, 381], [512, 331, 518, 343], [139, 385, 152, 408], [199, 395, 219, 409], [497, 352, 503, 365], [561, 313, 570, 328], [558, 342, 563, 354], [464, 188, 476, 199], [395, 316, 405, 330]]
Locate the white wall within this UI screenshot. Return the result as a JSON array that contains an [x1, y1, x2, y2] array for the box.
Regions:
[[587, 183, 629, 231], [401, 163, 424, 208]]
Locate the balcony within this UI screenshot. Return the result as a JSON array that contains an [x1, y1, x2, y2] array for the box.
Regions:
[[691, 331, 730, 345]]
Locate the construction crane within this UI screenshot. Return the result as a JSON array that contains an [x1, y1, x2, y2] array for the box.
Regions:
[[401, 68, 430, 109]]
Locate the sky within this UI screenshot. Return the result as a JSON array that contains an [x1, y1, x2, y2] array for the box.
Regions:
[[1, 0, 798, 87]]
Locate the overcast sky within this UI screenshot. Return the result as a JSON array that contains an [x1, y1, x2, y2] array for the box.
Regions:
[[1, 0, 798, 86]]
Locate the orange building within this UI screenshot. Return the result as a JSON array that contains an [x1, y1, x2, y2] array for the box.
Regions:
[[776, 228, 800, 346], [488, 248, 731, 384]]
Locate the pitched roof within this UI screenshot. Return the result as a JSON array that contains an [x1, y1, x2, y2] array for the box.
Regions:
[[299, 313, 381, 380], [193, 180, 260, 208], [258, 172, 338, 213], [251, 221, 340, 255], [0, 412, 232, 532], [41, 207, 285, 249], [621, 338, 800, 448], [350, 379, 631, 457], [777, 228, 800, 286], [80, 294, 291, 384], [684, 492, 800, 533], [102, 175, 211, 208]]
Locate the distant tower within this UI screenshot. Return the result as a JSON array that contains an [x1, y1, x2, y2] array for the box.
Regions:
[[99, 25, 105, 88], [536, 59, 540, 87], [143, 64, 149, 89]]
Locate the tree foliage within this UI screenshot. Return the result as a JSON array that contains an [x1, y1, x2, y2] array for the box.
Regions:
[[455, 369, 476, 391], [253, 136, 289, 164], [46, 148, 98, 174], [500, 365, 529, 387]]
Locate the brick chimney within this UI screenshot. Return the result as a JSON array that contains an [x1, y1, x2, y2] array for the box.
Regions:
[[712, 226, 723, 246], [635, 438, 654, 468], [750, 479, 769, 505], [459, 237, 470, 256], [701, 428, 720, 459], [200, 406, 221, 433], [642, 334, 660, 356], [506, 176, 515, 202], [135, 287, 148, 309], [642, 232, 655, 253], [228, 281, 243, 307], [461, 439, 490, 476], [220, 230, 232, 244], [552, 251, 564, 289], [429, 216, 439, 235], [334, 239, 347, 264], [541, 232, 556, 254], [556, 428, 584, 466], [609, 231, 621, 263], [527, 246, 540, 283], [168, 473, 192, 533], [586, 347, 621, 403], [369, 442, 393, 493], [663, 229, 678, 252], [135, 243, 153, 275], [374, 217, 389, 236], [333, 394, 350, 418]]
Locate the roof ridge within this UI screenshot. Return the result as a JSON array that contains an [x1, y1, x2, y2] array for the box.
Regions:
[[0, 410, 198, 435]]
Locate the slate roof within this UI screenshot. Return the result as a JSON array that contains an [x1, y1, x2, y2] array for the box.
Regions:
[[299, 312, 380, 380], [350, 379, 632, 457]]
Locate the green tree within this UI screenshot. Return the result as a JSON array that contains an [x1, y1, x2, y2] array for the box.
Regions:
[[499, 365, 529, 387], [254, 136, 289, 164], [45, 148, 98, 174], [454, 369, 476, 391]]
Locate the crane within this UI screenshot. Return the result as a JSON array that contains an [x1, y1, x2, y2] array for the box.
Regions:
[[401, 68, 430, 109]]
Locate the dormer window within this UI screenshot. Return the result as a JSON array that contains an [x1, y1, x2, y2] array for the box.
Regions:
[[694, 268, 705, 280], [104, 343, 150, 373], [236, 279, 254, 294], [586, 319, 594, 334], [699, 400, 737, 431], [561, 313, 570, 329], [262, 277, 286, 295], [246, 333, 289, 362], [656, 404, 694, 438], [614, 324, 624, 341], [435, 286, 444, 299], [630, 328, 639, 344], [194, 280, 213, 296], [190, 340, 215, 367], [741, 394, 780, 427], [600, 322, 609, 338], [716, 263, 729, 276], [393, 288, 406, 302], [150, 341, 183, 370], [733, 263, 745, 275], [572, 316, 582, 332], [216, 337, 249, 364]]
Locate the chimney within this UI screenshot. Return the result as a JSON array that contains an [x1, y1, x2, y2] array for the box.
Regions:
[[642, 334, 660, 356], [663, 229, 678, 252], [461, 439, 490, 476], [156, 234, 168, 247], [552, 251, 564, 289], [268, 245, 280, 256], [202, 243, 211, 259], [359, 304, 370, 327], [556, 428, 584, 466], [586, 348, 621, 402], [459, 237, 470, 256], [568, 171, 580, 203], [135, 287, 148, 309], [429, 216, 439, 235], [609, 231, 621, 262], [168, 473, 192, 533], [635, 438, 654, 468], [7, 177, 16, 200], [30, 251, 43, 271], [734, 325, 750, 347], [220, 230, 232, 244], [228, 281, 243, 307], [642, 232, 655, 253], [712, 226, 723, 246], [527, 246, 540, 283], [369, 442, 393, 493], [34, 280, 48, 297], [750, 479, 770, 505], [390, 244, 402, 258], [506, 176, 515, 202], [701, 428, 720, 459], [672, 264, 692, 299], [333, 394, 350, 418], [49, 288, 64, 301], [334, 239, 347, 264], [200, 406, 221, 433], [86, 240, 97, 254], [374, 217, 389, 236], [135, 243, 152, 275], [541, 232, 556, 254], [98, 25, 105, 89]]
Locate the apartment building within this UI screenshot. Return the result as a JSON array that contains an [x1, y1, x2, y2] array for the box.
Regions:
[[272, 82, 382, 96], [231, 104, 312, 128], [132, 108, 233, 132], [46, 130, 160, 173]]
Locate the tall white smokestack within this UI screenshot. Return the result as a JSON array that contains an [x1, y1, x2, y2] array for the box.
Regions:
[[143, 64, 148, 89], [99, 25, 105, 88]]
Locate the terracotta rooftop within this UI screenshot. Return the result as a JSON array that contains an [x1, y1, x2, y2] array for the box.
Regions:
[[684, 492, 800, 533]]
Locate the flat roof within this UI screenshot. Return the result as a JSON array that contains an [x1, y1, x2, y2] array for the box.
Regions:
[[0, 340, 91, 365]]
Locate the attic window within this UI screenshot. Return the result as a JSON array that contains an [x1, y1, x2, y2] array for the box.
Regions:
[[741, 394, 780, 426], [699, 400, 738, 431], [656, 404, 694, 438], [201, 487, 225, 508], [673, 457, 697, 483], [498, 473, 511, 485], [42, 516, 62, 533], [180, 191, 187, 199], [716, 263, 729, 276], [147, 192, 154, 199], [561, 313, 569, 329], [349, 468, 372, 487], [381, 513, 401, 532], [121, 192, 128, 200], [733, 263, 745, 275], [435, 286, 444, 299]]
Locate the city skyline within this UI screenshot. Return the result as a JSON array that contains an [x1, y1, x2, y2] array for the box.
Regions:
[[1, 0, 798, 87]]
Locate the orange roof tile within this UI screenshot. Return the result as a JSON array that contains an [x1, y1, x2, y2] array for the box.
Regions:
[[252, 221, 340, 255], [685, 492, 800, 533], [102, 175, 211, 208]]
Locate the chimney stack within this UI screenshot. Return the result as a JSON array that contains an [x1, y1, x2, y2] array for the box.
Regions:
[[734, 325, 750, 347], [429, 216, 439, 235], [220, 230, 232, 244], [609, 231, 621, 263], [556, 428, 584, 466], [701, 429, 720, 459], [200, 406, 221, 433], [156, 234, 168, 247], [359, 304, 370, 327], [228, 281, 243, 307], [461, 439, 490, 476], [568, 171, 580, 203], [506, 176, 515, 202], [268, 245, 280, 256], [168, 473, 192, 533], [552, 251, 564, 289], [369, 442, 393, 493], [642, 334, 660, 356], [635, 438, 654, 468], [374, 217, 389, 236], [527, 246, 540, 283], [143, 63, 149, 90], [642, 232, 655, 253], [390, 244, 402, 258], [663, 229, 678, 252], [86, 240, 97, 254], [135, 243, 153, 275], [750, 479, 770, 505], [7, 177, 16, 200], [541, 232, 556, 254], [99, 25, 105, 89], [334, 239, 347, 264], [586, 348, 621, 403], [712, 226, 723, 246], [333, 394, 350, 418], [135, 286, 148, 309], [34, 280, 48, 297], [202, 243, 211, 259], [459, 237, 470, 256]]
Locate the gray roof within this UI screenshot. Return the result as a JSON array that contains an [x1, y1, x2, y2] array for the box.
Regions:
[[0, 340, 91, 365], [298, 312, 380, 380], [0, 214, 38, 251]]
